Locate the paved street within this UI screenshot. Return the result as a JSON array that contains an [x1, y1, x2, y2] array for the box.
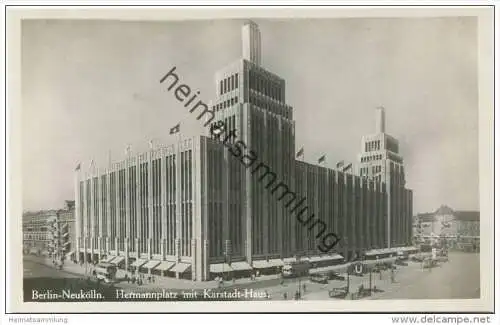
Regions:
[[23, 252, 480, 301], [24, 259, 81, 279], [301, 252, 480, 300], [369, 252, 480, 300]]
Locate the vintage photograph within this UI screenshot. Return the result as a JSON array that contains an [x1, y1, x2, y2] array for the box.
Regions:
[[9, 7, 494, 313]]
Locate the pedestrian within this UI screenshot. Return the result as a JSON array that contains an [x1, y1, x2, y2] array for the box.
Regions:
[[283, 293, 287, 300], [303, 283, 306, 293], [152, 275, 155, 283]]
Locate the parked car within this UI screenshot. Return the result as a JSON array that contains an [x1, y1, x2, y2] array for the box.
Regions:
[[329, 286, 348, 299], [309, 274, 329, 284], [437, 255, 449, 263], [327, 271, 346, 281], [376, 263, 388, 271], [411, 254, 425, 262], [395, 259, 408, 266]]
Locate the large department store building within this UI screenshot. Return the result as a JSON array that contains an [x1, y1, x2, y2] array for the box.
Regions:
[[75, 21, 413, 281]]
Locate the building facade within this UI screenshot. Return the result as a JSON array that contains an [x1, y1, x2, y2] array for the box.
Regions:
[[23, 201, 76, 259], [357, 106, 412, 249], [23, 210, 58, 256], [414, 205, 480, 250], [56, 200, 76, 261], [75, 21, 413, 281]]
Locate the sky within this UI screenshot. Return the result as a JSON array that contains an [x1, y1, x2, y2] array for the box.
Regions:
[[21, 17, 479, 214]]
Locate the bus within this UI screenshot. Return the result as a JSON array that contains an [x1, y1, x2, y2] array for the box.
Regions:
[[282, 261, 310, 278], [93, 262, 118, 283]]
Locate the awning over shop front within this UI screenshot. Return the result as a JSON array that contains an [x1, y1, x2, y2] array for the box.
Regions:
[[268, 259, 284, 267], [311, 264, 349, 274], [101, 255, 116, 263], [229, 261, 252, 271], [324, 254, 344, 261], [143, 260, 161, 269], [299, 257, 310, 262], [310, 254, 344, 262], [131, 259, 147, 268], [366, 248, 398, 256], [110, 256, 125, 265], [364, 249, 382, 256], [171, 262, 191, 273], [210, 263, 232, 273], [65, 250, 76, 257], [154, 261, 175, 271], [283, 257, 297, 263], [397, 246, 419, 253], [252, 260, 271, 269]]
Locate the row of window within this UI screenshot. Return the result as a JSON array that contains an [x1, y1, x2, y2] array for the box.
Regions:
[[213, 97, 238, 112], [361, 154, 383, 163], [365, 140, 381, 152], [219, 73, 239, 95], [24, 234, 49, 240], [360, 165, 382, 176]]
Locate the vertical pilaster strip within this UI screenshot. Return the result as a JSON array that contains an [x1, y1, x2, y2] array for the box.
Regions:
[[125, 157, 130, 270], [244, 106, 252, 264], [82, 175, 87, 264], [106, 169, 111, 254], [115, 164, 120, 254], [161, 148, 167, 260], [97, 169, 103, 260], [74, 168, 81, 262], [90, 170, 95, 262], [175, 141, 182, 278], [136, 156, 141, 258], [148, 151, 153, 259]]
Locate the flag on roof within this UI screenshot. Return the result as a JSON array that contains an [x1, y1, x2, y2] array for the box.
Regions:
[[169, 123, 180, 135]]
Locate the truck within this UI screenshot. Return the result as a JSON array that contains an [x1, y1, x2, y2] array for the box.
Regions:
[[282, 261, 311, 278], [94, 262, 118, 283]]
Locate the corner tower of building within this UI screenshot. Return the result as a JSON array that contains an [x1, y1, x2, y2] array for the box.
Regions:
[[357, 107, 412, 249], [208, 20, 296, 267]]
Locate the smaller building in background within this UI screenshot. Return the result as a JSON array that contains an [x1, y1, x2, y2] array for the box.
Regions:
[[22, 200, 76, 260], [55, 200, 76, 261], [22, 210, 58, 256], [413, 205, 480, 251]]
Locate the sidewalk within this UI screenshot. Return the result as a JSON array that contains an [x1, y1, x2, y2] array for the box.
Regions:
[[23, 254, 280, 290]]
